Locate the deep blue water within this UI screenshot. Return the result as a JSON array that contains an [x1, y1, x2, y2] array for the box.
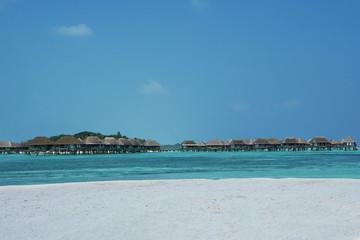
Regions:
[[0, 151, 360, 186]]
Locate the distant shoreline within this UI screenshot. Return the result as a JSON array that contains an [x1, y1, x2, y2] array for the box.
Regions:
[[1, 136, 357, 155]]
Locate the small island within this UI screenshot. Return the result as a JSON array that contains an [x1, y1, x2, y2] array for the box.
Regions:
[[0, 131, 160, 155]]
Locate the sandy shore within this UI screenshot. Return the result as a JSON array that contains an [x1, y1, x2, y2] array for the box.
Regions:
[[1, 178, 360, 240]]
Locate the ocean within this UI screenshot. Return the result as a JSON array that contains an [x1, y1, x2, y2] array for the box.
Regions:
[[0, 151, 359, 186]]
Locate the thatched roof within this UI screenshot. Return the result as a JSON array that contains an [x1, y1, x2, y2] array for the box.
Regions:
[[181, 140, 197, 146], [117, 138, 127, 146], [282, 137, 308, 144], [298, 138, 308, 144], [0, 141, 11, 147], [222, 139, 232, 146], [282, 137, 298, 144], [83, 136, 103, 145], [128, 139, 142, 146], [56, 136, 83, 145], [206, 139, 223, 146], [254, 138, 271, 145], [244, 139, 254, 145], [268, 138, 281, 145], [231, 139, 245, 145], [103, 137, 117, 145], [344, 136, 356, 143], [330, 139, 338, 145], [133, 139, 144, 146], [9, 142, 19, 147], [18, 141, 28, 148], [338, 139, 345, 144], [310, 136, 330, 144], [77, 138, 83, 143], [144, 139, 161, 147], [27, 137, 54, 146], [197, 141, 207, 147]]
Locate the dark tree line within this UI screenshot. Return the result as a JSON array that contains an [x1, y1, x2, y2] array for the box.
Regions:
[[49, 131, 136, 142]]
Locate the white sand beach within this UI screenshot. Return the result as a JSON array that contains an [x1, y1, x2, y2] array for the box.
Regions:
[[1, 178, 360, 240]]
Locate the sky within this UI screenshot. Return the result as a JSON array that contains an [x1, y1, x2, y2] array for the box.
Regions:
[[1, 0, 360, 144]]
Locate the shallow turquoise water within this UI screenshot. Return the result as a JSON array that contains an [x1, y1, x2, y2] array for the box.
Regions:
[[0, 151, 360, 186]]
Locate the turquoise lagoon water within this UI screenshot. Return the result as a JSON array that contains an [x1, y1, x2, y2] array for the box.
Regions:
[[0, 151, 360, 186]]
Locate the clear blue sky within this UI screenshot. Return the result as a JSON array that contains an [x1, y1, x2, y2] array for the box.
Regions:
[[1, 0, 359, 144]]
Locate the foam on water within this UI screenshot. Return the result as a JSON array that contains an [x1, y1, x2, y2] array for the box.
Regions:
[[0, 151, 360, 185]]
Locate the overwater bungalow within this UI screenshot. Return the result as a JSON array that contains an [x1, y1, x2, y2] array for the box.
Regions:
[[17, 141, 28, 152], [206, 139, 223, 151], [222, 139, 232, 151], [253, 138, 272, 151], [133, 139, 144, 151], [103, 137, 118, 151], [268, 138, 281, 151], [9, 142, 19, 151], [124, 138, 136, 152], [127, 139, 142, 151], [343, 136, 357, 150], [117, 138, 128, 151], [144, 139, 161, 151], [297, 138, 309, 148], [83, 136, 104, 152], [54, 136, 83, 152], [330, 139, 341, 150], [281, 137, 309, 151], [196, 141, 207, 151], [309, 136, 331, 151], [0, 141, 11, 153], [126, 138, 135, 151], [244, 139, 255, 151], [27, 136, 54, 152], [230, 139, 247, 151], [181, 140, 197, 150]]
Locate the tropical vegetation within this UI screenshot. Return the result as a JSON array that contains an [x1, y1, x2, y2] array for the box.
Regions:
[[48, 131, 142, 142]]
